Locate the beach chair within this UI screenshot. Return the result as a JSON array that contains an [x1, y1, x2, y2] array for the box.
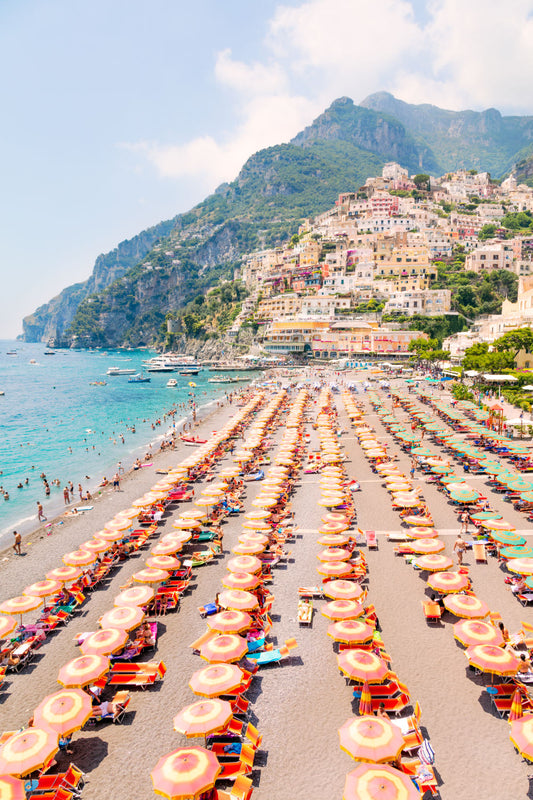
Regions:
[[365, 530, 378, 549], [198, 603, 218, 618], [27, 764, 84, 795], [215, 775, 253, 800], [521, 621, 533, 648], [472, 542, 487, 563], [87, 691, 131, 724], [422, 600, 442, 624], [297, 597, 313, 626]]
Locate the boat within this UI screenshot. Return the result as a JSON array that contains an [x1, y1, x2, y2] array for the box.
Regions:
[[143, 353, 199, 371], [0, 390, 4, 396], [208, 375, 235, 384], [89, 381, 107, 386], [128, 373, 151, 383], [179, 368, 199, 375], [146, 364, 175, 372], [166, 378, 178, 388], [106, 367, 137, 376], [6, 350, 17, 356]]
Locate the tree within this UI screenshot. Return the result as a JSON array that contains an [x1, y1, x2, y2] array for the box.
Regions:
[[493, 328, 533, 360], [413, 174, 430, 190], [478, 224, 497, 241], [409, 337, 438, 354]]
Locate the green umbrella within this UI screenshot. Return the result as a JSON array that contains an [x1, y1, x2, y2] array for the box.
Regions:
[[440, 475, 464, 485], [506, 479, 533, 493], [411, 446, 434, 457], [500, 546, 533, 559], [525, 576, 533, 589], [449, 489, 481, 503], [490, 532, 526, 546], [519, 491, 533, 502], [470, 511, 502, 521], [479, 460, 506, 473], [431, 464, 454, 474]]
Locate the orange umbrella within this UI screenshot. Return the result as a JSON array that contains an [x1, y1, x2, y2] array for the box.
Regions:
[[207, 611, 252, 634], [407, 527, 439, 539], [132, 568, 169, 584], [317, 561, 353, 578], [45, 566, 82, 583], [227, 556, 262, 574], [338, 715, 405, 763], [80, 627, 129, 656], [403, 516, 433, 527], [0, 595, 42, 625], [480, 519, 515, 531], [114, 586, 155, 607], [0, 615, 18, 640], [173, 699, 232, 739], [151, 541, 183, 556], [232, 542, 266, 556], [327, 619, 374, 644], [510, 713, 533, 760], [100, 605, 144, 631], [146, 555, 181, 571], [0, 776, 25, 800], [507, 558, 533, 576], [241, 520, 271, 532], [173, 519, 201, 532], [0, 729, 58, 777], [344, 764, 420, 800], [151, 746, 220, 799], [414, 554, 453, 572], [443, 594, 490, 619], [321, 599, 364, 620], [318, 533, 351, 547], [62, 549, 97, 567], [509, 687, 525, 722], [217, 590, 258, 611], [189, 664, 244, 698], [358, 681, 373, 716], [165, 531, 192, 544], [321, 513, 350, 525], [337, 649, 389, 683], [57, 654, 110, 687], [466, 644, 519, 676], [409, 539, 445, 555], [199, 634, 248, 663], [238, 533, 269, 546], [221, 572, 261, 591], [33, 688, 92, 736], [453, 620, 504, 647], [23, 579, 62, 598], [99, 529, 125, 542], [243, 510, 270, 521], [323, 581, 364, 601], [81, 538, 110, 554], [427, 571, 469, 594], [317, 548, 352, 562]]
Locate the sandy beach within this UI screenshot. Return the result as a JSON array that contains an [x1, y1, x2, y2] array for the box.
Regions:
[[1, 376, 533, 800]]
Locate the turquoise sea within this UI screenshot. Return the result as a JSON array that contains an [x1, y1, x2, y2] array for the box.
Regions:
[[0, 341, 258, 546]]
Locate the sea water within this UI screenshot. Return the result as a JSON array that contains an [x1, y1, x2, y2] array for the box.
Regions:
[[0, 341, 258, 546]]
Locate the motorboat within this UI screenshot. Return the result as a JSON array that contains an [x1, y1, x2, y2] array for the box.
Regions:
[[146, 363, 175, 372], [128, 373, 151, 383], [179, 368, 199, 375], [166, 378, 178, 387], [208, 375, 235, 384], [107, 367, 137, 375]]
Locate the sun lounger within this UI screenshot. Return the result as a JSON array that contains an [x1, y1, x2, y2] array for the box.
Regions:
[[214, 774, 253, 800], [472, 542, 487, 563], [517, 592, 533, 606], [24, 787, 74, 800], [365, 530, 378, 549], [246, 646, 290, 667], [297, 597, 313, 626], [422, 601, 442, 624], [108, 660, 166, 689], [87, 691, 131, 724], [401, 759, 438, 797]]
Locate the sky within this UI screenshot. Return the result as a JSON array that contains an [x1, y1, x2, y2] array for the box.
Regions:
[[2, 0, 533, 338]]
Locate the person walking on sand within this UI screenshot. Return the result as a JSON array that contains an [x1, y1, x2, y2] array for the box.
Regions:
[[37, 501, 46, 522], [13, 530, 22, 555], [454, 534, 467, 565], [112, 473, 120, 491], [460, 510, 469, 535]]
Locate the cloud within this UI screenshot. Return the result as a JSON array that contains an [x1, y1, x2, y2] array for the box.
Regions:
[[214, 48, 287, 95]]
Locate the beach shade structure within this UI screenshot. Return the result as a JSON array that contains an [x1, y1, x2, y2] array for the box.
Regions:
[[509, 688, 526, 722], [23, 579, 63, 599], [427, 571, 470, 594], [507, 558, 533, 575], [319, 521, 350, 535], [317, 495, 346, 508], [414, 554, 453, 572], [317, 547, 353, 562], [318, 533, 351, 548], [403, 516, 434, 527], [100, 604, 145, 631], [81, 538, 110, 554], [0, 729, 59, 778], [440, 475, 465, 486], [62, 549, 97, 567], [506, 478, 533, 493], [57, 654, 110, 688], [453, 620, 504, 647], [519, 492, 533, 503], [385, 482, 413, 493], [338, 715, 405, 763], [407, 527, 439, 540], [99, 529, 126, 543], [199, 634, 248, 664], [241, 520, 271, 532], [151, 541, 183, 556], [151, 746, 221, 800], [217, 590, 259, 612], [443, 594, 489, 619], [165, 531, 193, 546], [321, 514, 350, 526], [323, 581, 364, 601], [232, 542, 266, 556], [391, 495, 421, 508], [0, 595, 42, 626], [412, 446, 436, 457], [114, 586, 155, 607], [206, 610, 252, 635], [243, 510, 270, 521], [180, 510, 207, 522], [146, 555, 182, 571], [409, 539, 445, 555], [337, 649, 389, 683], [480, 519, 516, 532], [221, 572, 261, 591], [470, 511, 502, 522], [328, 619, 374, 645], [33, 688, 92, 736], [466, 644, 519, 677], [500, 546, 533, 560], [81, 627, 129, 656], [132, 568, 169, 584], [510, 714, 533, 762], [173, 519, 201, 532], [358, 681, 373, 716], [489, 532, 526, 546], [343, 763, 422, 800], [238, 533, 269, 547], [45, 565, 83, 583], [251, 496, 278, 509], [189, 664, 244, 699], [479, 460, 507, 473], [0, 615, 17, 640], [317, 561, 354, 579], [173, 699, 233, 740], [0, 776, 25, 800], [104, 517, 132, 532], [226, 556, 262, 575], [430, 464, 454, 475], [449, 489, 481, 504]]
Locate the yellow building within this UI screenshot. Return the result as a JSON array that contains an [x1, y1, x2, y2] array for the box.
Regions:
[[256, 293, 302, 320]]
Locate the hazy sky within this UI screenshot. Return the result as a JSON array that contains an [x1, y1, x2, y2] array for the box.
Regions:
[[2, 0, 533, 338]]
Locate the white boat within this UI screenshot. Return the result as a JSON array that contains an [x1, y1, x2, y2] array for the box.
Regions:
[[166, 378, 178, 387], [146, 364, 175, 372], [0, 390, 4, 396], [208, 375, 235, 384], [106, 367, 137, 376]]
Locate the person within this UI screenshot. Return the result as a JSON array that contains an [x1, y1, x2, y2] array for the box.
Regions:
[[63, 486, 70, 505], [499, 621, 510, 644], [430, 593, 445, 611], [460, 511, 469, 535], [453, 534, 466, 565], [12, 530, 22, 555], [37, 501, 46, 522], [112, 473, 120, 491], [376, 703, 389, 719], [518, 653, 532, 673]]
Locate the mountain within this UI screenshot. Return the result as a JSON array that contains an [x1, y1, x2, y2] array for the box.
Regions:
[[22, 92, 533, 346]]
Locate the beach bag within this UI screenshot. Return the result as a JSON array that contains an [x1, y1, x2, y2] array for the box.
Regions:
[[418, 739, 435, 765]]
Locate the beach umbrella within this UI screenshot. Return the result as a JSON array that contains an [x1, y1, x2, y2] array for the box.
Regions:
[[480, 519, 516, 532], [489, 531, 525, 546], [221, 572, 261, 591], [146, 555, 181, 571], [453, 620, 504, 647], [238, 532, 269, 546], [404, 516, 434, 527], [327, 619, 374, 644], [317, 547, 352, 562], [0, 776, 25, 800], [132, 568, 169, 584], [440, 475, 464, 486], [0, 615, 17, 640], [0, 729, 59, 778], [199, 634, 248, 664], [500, 546, 533, 560], [510, 714, 533, 761], [99, 529, 126, 543], [179, 509, 207, 521], [358, 681, 373, 716], [151, 541, 183, 556], [232, 542, 266, 556], [509, 688, 525, 722], [57, 654, 110, 688], [217, 590, 258, 611], [449, 489, 480, 504], [165, 531, 193, 545], [519, 492, 533, 503], [33, 688, 92, 736], [206, 610, 252, 635], [317, 495, 346, 508], [323, 581, 364, 601], [409, 539, 445, 555], [338, 715, 404, 763], [337, 649, 389, 683], [317, 561, 353, 578], [391, 496, 420, 508], [507, 558, 533, 575], [189, 664, 244, 698], [317, 533, 351, 547], [227, 555, 262, 574], [0, 595, 42, 626], [81, 627, 128, 656], [114, 586, 155, 607], [151, 746, 221, 800], [100, 605, 144, 631], [479, 460, 506, 473], [319, 521, 350, 535], [23, 579, 62, 598], [470, 511, 502, 522], [81, 538, 110, 554], [407, 527, 439, 539], [243, 510, 270, 521], [427, 571, 469, 594], [443, 594, 489, 619], [415, 554, 453, 572], [104, 517, 132, 532], [173, 699, 232, 739], [506, 479, 533, 493], [241, 520, 271, 532], [45, 565, 83, 583], [173, 519, 201, 532], [62, 549, 97, 567], [251, 496, 278, 508], [466, 644, 519, 676]]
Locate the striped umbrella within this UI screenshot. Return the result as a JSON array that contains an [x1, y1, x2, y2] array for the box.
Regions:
[[358, 681, 373, 716], [453, 620, 504, 647], [80, 627, 129, 656], [173, 699, 232, 739], [510, 714, 533, 761], [415, 554, 453, 572], [149, 540, 183, 555], [507, 558, 533, 576], [189, 664, 244, 698], [146, 555, 181, 571], [238, 533, 269, 546], [427, 571, 469, 594], [337, 649, 389, 683], [469, 511, 502, 522], [232, 542, 266, 556], [338, 715, 404, 763], [33, 688, 92, 736], [81, 539, 110, 554], [226, 556, 262, 575], [317, 548, 352, 562], [500, 546, 533, 560], [45, 566, 83, 583], [151, 746, 221, 800], [480, 519, 516, 532], [344, 763, 420, 800], [132, 568, 169, 584], [199, 634, 248, 663], [99, 605, 144, 631], [0, 595, 42, 625], [323, 580, 364, 601], [466, 644, 519, 676], [490, 532, 525, 546], [407, 527, 439, 539], [114, 586, 154, 607], [57, 654, 110, 688], [0, 729, 58, 778], [206, 611, 252, 634], [0, 776, 25, 800], [409, 539, 445, 555], [317, 561, 353, 578], [0, 616, 17, 640], [327, 619, 374, 644], [322, 599, 365, 621], [318, 533, 351, 547], [62, 549, 97, 567], [443, 594, 489, 619], [221, 572, 261, 591], [509, 687, 525, 722], [23, 580, 63, 599], [217, 590, 258, 611]]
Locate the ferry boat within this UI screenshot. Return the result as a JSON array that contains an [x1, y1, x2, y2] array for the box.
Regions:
[[106, 367, 137, 376]]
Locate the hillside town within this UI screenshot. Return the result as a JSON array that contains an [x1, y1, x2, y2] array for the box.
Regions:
[[236, 163, 533, 363]]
